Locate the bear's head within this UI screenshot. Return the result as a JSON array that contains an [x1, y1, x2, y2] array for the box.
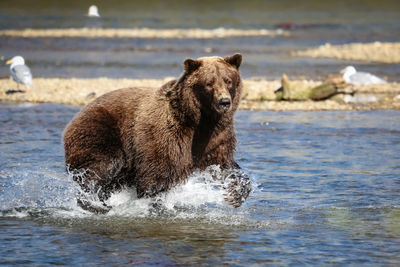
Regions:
[[181, 53, 242, 117]]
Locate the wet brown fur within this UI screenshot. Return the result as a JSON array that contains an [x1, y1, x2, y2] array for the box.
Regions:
[[63, 54, 244, 205]]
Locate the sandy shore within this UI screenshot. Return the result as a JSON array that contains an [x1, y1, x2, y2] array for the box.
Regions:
[[294, 42, 400, 63], [0, 28, 288, 39], [1, 77, 400, 111]]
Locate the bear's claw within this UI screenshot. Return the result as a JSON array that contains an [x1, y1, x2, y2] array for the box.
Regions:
[[223, 169, 252, 208]]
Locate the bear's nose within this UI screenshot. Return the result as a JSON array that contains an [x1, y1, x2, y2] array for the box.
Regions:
[[218, 98, 231, 110]]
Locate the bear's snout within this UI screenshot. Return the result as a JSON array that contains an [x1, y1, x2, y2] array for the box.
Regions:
[[218, 97, 231, 111]]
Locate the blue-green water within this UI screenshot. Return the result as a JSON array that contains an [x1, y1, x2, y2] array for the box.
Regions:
[[1, 103, 399, 265]]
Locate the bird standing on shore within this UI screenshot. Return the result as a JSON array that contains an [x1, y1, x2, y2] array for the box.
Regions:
[[86, 5, 102, 28], [88, 5, 100, 17], [6, 56, 33, 89], [341, 66, 386, 85]]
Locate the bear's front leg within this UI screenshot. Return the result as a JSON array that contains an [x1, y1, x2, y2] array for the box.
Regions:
[[222, 162, 252, 208]]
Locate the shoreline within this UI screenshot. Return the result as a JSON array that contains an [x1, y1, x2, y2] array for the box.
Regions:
[[0, 28, 288, 39], [1, 77, 400, 111], [294, 42, 400, 64]]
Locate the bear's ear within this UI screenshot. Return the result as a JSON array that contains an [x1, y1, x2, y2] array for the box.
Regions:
[[184, 58, 201, 73], [224, 53, 242, 70]]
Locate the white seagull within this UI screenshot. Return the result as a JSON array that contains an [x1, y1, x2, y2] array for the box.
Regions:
[[88, 5, 100, 17], [6, 56, 33, 88], [341, 66, 386, 85]]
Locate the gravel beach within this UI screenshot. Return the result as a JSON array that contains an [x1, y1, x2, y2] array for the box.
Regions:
[[1, 77, 399, 110], [294, 42, 400, 63], [0, 28, 287, 39]]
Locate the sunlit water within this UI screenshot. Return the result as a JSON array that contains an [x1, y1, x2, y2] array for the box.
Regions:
[[1, 102, 399, 265]]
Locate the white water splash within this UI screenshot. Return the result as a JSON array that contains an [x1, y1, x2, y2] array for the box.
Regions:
[[106, 165, 229, 218], [1, 165, 253, 225]]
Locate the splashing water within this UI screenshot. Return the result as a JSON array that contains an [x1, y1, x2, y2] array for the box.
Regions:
[[0, 167, 77, 216], [1, 164, 254, 225], [105, 165, 252, 220]]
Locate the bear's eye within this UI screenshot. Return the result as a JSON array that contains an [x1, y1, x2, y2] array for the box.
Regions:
[[206, 82, 213, 88], [224, 79, 232, 87]]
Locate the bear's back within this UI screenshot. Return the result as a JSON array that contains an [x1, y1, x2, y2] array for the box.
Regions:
[[88, 87, 156, 122], [63, 86, 159, 173]]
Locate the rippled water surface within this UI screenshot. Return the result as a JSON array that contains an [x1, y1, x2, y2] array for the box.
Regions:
[[1, 103, 399, 265]]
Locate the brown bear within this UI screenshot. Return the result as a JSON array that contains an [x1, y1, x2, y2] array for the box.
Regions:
[[63, 53, 251, 213]]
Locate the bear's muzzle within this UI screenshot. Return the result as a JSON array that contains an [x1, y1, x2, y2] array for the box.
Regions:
[[218, 97, 231, 112]]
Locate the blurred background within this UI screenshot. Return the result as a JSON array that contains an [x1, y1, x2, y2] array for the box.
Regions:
[[1, 0, 399, 80]]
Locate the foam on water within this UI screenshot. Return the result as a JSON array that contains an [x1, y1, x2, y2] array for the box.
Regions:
[[105, 166, 235, 218], [91, 165, 256, 226]]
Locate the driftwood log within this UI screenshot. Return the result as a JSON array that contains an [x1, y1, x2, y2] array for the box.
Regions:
[[275, 74, 353, 101]]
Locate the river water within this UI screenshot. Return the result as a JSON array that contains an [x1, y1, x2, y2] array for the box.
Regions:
[[1, 0, 400, 81], [1, 1, 400, 265], [0, 102, 399, 265]]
